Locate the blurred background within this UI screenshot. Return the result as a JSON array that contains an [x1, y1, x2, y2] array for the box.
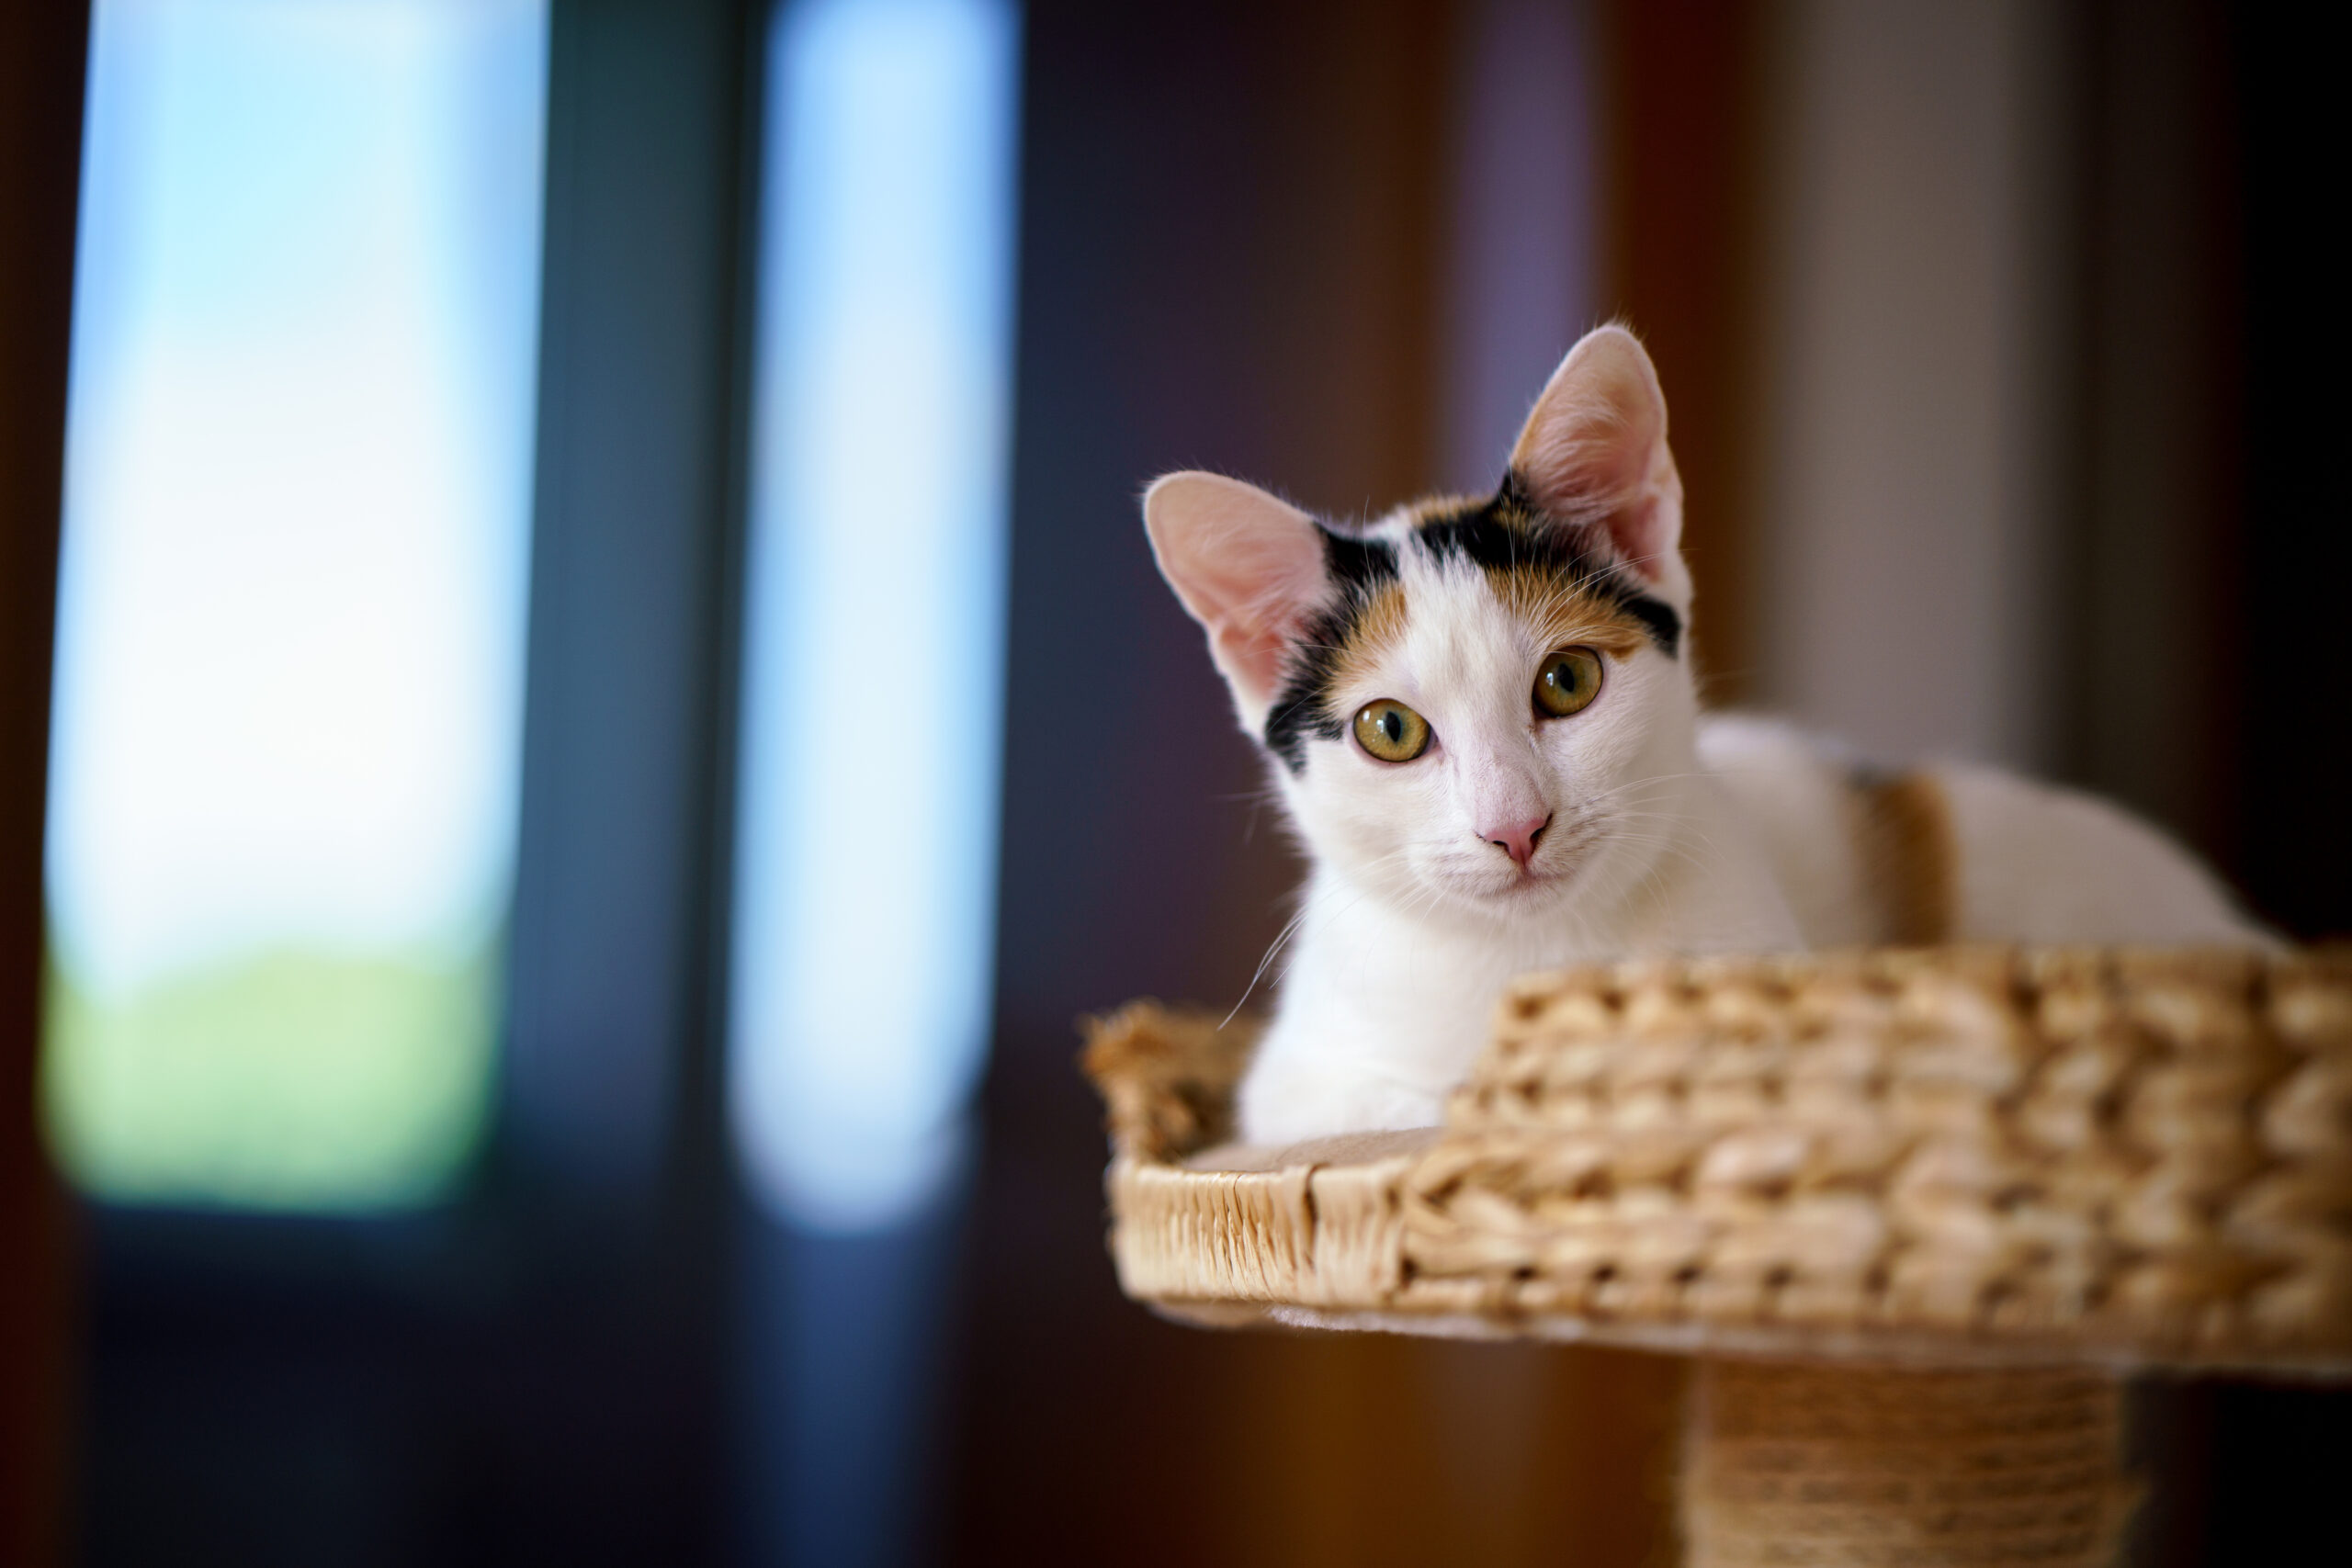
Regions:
[[1, 1, 2344, 1565]]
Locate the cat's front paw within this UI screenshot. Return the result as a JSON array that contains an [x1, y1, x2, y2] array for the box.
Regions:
[[1235, 1057, 1446, 1145]]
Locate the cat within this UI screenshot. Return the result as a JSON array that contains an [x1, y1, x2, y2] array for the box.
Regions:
[[1144, 323, 2270, 1146]]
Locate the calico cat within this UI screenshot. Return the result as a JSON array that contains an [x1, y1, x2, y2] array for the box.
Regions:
[[1145, 324, 2268, 1145]]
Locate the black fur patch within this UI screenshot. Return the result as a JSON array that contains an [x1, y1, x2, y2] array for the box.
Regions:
[[1261, 529, 1398, 770], [1618, 596, 1682, 655]]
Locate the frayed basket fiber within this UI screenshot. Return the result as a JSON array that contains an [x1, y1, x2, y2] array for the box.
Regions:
[[1081, 946, 2352, 1567]]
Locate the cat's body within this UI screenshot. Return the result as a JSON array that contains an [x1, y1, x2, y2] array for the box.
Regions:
[[1144, 326, 2267, 1146]]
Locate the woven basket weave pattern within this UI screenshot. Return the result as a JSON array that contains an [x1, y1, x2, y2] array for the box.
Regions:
[[1408, 948, 2352, 1355], [1087, 947, 2352, 1369]]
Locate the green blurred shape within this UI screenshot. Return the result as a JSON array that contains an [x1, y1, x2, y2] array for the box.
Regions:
[[41, 942, 499, 1212]]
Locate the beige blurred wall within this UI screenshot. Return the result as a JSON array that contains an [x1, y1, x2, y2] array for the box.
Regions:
[[1750, 0, 2075, 773]]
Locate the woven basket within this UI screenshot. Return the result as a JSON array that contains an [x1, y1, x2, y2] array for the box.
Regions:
[[1083, 946, 2352, 1564]]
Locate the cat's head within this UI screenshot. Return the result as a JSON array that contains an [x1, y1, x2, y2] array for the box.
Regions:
[[1144, 325, 1696, 923]]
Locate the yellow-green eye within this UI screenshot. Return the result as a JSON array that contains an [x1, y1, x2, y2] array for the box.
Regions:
[[1352, 699, 1430, 762], [1533, 648, 1603, 716]]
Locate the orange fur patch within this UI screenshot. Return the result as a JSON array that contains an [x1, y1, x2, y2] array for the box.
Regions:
[[1403, 494, 1485, 525], [1487, 564, 1651, 660], [1849, 771, 1956, 945], [1324, 579, 1411, 699]]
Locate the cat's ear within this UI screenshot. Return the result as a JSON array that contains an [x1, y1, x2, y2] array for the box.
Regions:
[[1144, 471, 1329, 731], [1509, 324, 1691, 607]]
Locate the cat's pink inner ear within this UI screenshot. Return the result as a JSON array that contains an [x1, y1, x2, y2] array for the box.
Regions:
[[1510, 325, 1684, 585], [1144, 471, 1328, 721]]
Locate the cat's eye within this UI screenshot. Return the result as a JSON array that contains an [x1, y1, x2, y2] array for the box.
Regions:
[[1352, 700, 1431, 762], [1533, 648, 1603, 717]]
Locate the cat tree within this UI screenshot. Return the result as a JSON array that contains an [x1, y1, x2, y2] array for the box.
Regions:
[[1083, 946, 2352, 1565]]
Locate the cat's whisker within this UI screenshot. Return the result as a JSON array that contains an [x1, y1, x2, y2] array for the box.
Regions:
[[1220, 914, 1307, 1029]]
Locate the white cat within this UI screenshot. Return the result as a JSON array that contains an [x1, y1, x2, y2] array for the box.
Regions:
[[1144, 324, 2268, 1145]]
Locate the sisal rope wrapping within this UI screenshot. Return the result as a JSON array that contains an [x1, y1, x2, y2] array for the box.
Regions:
[[1681, 1361, 2132, 1567]]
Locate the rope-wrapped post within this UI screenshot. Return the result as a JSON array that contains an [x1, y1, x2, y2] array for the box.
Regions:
[[1682, 1361, 2131, 1567]]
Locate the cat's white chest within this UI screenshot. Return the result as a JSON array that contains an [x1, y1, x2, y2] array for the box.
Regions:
[[1235, 885, 1518, 1144]]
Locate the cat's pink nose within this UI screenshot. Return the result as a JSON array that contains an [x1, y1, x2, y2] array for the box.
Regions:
[[1483, 813, 1552, 871]]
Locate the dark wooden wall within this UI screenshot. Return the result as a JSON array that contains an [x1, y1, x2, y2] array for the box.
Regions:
[[0, 6, 90, 1566]]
